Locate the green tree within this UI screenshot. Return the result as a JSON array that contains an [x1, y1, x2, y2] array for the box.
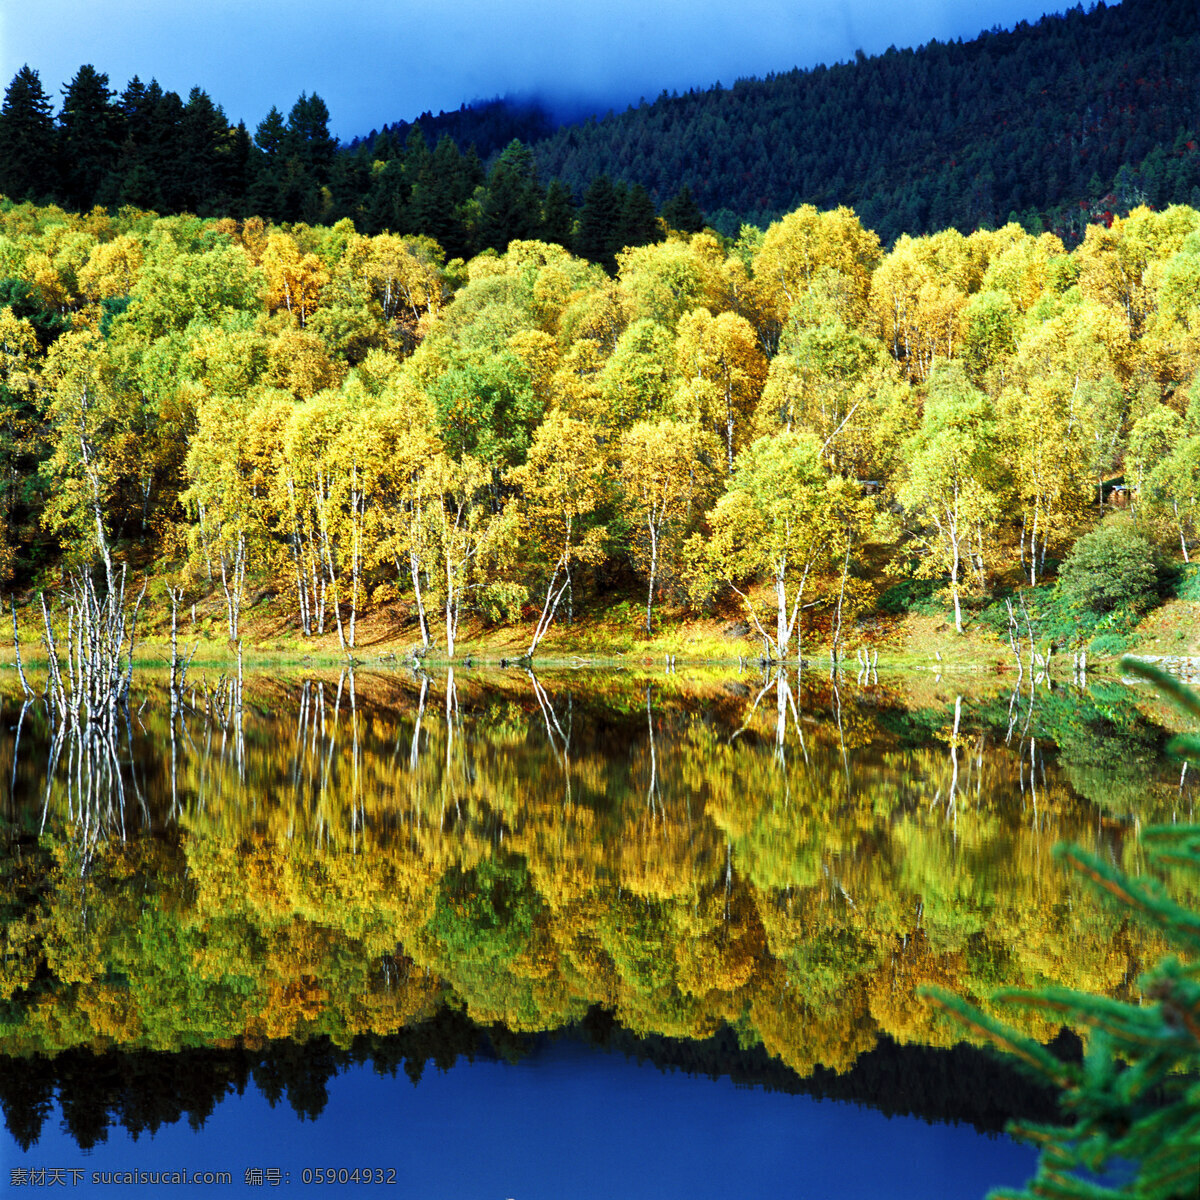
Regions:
[[660, 186, 704, 234], [541, 179, 576, 247], [479, 141, 544, 251], [1058, 517, 1159, 618], [0, 66, 58, 201], [706, 430, 859, 660], [575, 175, 621, 269], [177, 87, 231, 214], [428, 350, 541, 485], [57, 65, 119, 210], [619, 183, 661, 248], [1145, 435, 1200, 563]]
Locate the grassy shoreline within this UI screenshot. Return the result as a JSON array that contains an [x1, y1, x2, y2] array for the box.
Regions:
[[4, 584, 1194, 677]]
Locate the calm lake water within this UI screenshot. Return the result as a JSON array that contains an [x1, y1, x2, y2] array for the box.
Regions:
[[1, 665, 1193, 1197]]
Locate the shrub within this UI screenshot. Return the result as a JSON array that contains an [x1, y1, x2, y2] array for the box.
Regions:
[[876, 577, 941, 615], [1058, 517, 1159, 617], [1173, 562, 1200, 601], [1086, 632, 1129, 657]]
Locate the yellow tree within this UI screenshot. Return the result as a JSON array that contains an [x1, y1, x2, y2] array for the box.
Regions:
[[752, 319, 889, 476], [77, 234, 145, 305], [506, 410, 609, 658], [182, 386, 278, 640], [40, 331, 130, 588], [347, 371, 442, 649], [706, 430, 860, 660], [978, 227, 1067, 314], [265, 324, 343, 399], [0, 309, 41, 580], [423, 452, 514, 659], [869, 234, 969, 381], [615, 236, 725, 331], [262, 230, 329, 328], [1145, 434, 1200, 562], [280, 391, 376, 651], [618, 419, 721, 634], [898, 363, 1005, 633], [1004, 299, 1130, 577], [674, 308, 767, 474], [752, 204, 881, 334], [1000, 376, 1092, 583], [333, 231, 446, 341], [598, 318, 678, 430], [1077, 204, 1200, 340]]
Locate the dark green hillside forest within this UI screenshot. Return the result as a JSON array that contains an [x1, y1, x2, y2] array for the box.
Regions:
[[3, 0, 1200, 257], [0, 65, 667, 265], [533, 0, 1200, 241]]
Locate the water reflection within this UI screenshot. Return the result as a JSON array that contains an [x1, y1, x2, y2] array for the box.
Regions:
[[0, 667, 1193, 1147]]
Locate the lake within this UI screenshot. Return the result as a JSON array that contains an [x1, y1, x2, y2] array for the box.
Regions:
[[1, 665, 1193, 1197]]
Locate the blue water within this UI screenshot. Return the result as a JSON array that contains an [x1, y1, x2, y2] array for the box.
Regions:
[[3, 1039, 1036, 1199]]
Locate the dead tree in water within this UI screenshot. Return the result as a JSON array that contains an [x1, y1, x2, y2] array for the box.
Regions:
[[39, 566, 145, 731]]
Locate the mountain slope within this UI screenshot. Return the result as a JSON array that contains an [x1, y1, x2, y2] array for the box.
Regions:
[[520, 0, 1200, 241]]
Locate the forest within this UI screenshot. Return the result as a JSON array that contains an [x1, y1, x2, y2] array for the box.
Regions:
[[2, 0, 1200, 255], [0, 61, 695, 267], [0, 190, 1198, 660], [529, 0, 1200, 242]]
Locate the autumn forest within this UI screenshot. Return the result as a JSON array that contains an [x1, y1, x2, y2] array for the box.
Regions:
[[0, 193, 1198, 659]]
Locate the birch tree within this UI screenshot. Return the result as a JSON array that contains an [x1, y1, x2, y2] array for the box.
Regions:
[[425, 453, 512, 660], [707, 430, 859, 661], [618, 419, 719, 634], [506, 410, 608, 658], [898, 363, 1004, 634]]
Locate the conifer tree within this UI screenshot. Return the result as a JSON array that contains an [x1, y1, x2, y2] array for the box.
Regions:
[[178, 87, 230, 213], [58, 64, 119, 210], [926, 658, 1200, 1200], [479, 140, 544, 251], [619, 182, 661, 248], [0, 66, 57, 200], [576, 174, 621, 268], [542, 178, 576, 247], [661, 185, 705, 234]]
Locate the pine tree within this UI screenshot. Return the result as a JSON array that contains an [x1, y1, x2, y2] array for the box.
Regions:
[[142, 84, 186, 211], [926, 658, 1200, 1200], [58, 64, 119, 210], [249, 106, 288, 220], [111, 76, 158, 208], [284, 92, 337, 187], [408, 135, 474, 258], [619, 182, 661, 248], [223, 121, 253, 216], [0, 66, 58, 201], [178, 87, 229, 213], [575, 174, 621, 268], [542, 178, 576, 247], [661, 184, 705, 234], [478, 140, 544, 251]]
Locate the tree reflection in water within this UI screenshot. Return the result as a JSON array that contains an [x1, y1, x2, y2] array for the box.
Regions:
[[0, 666, 1193, 1147]]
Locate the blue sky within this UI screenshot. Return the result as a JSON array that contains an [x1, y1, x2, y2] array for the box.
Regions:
[[1, 0, 1066, 140]]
